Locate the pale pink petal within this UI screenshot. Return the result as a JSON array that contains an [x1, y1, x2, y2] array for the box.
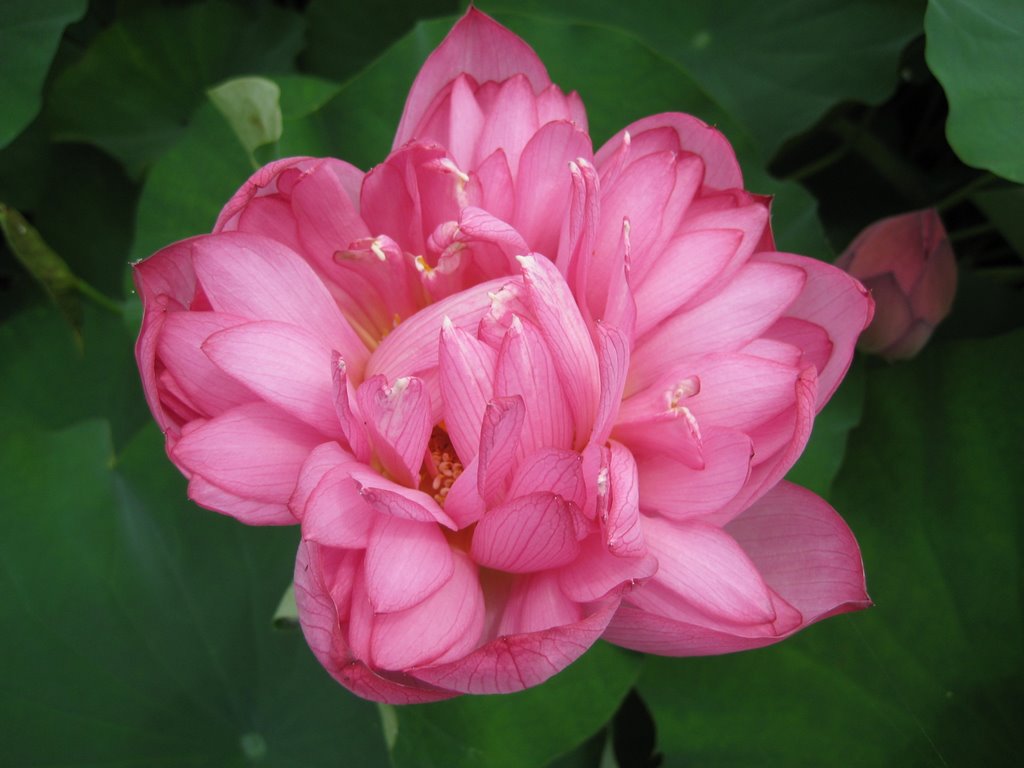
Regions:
[[497, 571, 583, 636], [290, 159, 371, 273], [409, 599, 619, 694], [513, 121, 593, 258], [683, 353, 802, 435], [710, 366, 818, 526], [290, 441, 356, 521], [760, 252, 872, 409], [472, 492, 581, 573], [632, 229, 742, 338], [371, 551, 485, 671], [477, 395, 526, 506], [189, 231, 369, 377], [187, 475, 295, 525], [725, 481, 870, 621], [157, 311, 254, 416], [559, 535, 659, 603], [636, 428, 752, 519], [365, 515, 454, 613], [171, 402, 323, 509], [628, 261, 806, 393], [631, 517, 776, 626], [356, 375, 432, 488], [394, 8, 551, 149], [202, 320, 339, 436], [302, 465, 374, 549], [603, 589, 802, 656], [367, 276, 508, 384]]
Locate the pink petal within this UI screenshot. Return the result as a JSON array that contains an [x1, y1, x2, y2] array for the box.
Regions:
[[356, 375, 432, 488], [439, 317, 497, 465], [187, 475, 295, 525], [590, 322, 632, 446], [628, 261, 806, 393], [367, 276, 507, 384], [603, 590, 802, 656], [469, 149, 515, 223], [171, 402, 323, 510], [471, 492, 581, 573], [289, 441, 355, 521], [636, 428, 753, 519], [202, 320, 339, 436], [189, 231, 369, 377], [409, 599, 619, 694], [477, 395, 526, 506], [331, 354, 371, 463], [512, 121, 593, 258], [508, 448, 586, 509], [473, 74, 540, 175], [371, 551, 485, 671], [302, 465, 374, 549], [596, 113, 743, 191], [559, 534, 659, 603], [603, 441, 645, 557], [725, 481, 870, 621], [365, 515, 454, 613], [630, 517, 776, 626], [496, 571, 583, 636], [682, 353, 802, 435], [214, 156, 313, 231], [494, 316, 574, 455], [157, 311, 254, 416], [289, 159, 371, 272], [518, 254, 600, 441], [443, 453, 487, 529], [760, 252, 872, 410], [294, 542, 457, 704], [347, 466, 455, 529], [631, 229, 743, 338], [394, 8, 551, 149]]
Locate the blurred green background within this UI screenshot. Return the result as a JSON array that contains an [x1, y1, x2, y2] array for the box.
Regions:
[[1, 1, 1021, 765]]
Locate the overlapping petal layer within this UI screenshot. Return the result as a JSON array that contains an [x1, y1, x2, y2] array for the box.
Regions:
[[135, 8, 872, 703]]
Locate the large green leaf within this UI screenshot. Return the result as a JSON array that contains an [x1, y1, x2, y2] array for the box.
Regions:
[[926, 0, 1024, 183], [639, 330, 1024, 766], [388, 643, 643, 768], [301, 0, 460, 82], [47, 1, 304, 175], [482, 0, 924, 157], [0, 0, 87, 148], [0, 296, 391, 766]]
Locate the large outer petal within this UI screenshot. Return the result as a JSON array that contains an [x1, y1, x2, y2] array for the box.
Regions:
[[760, 252, 873, 410], [294, 542, 458, 704], [394, 8, 551, 149], [603, 482, 869, 655], [408, 598, 620, 694]]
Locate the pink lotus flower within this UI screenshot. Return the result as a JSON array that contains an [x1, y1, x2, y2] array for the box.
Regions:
[[134, 9, 873, 703], [836, 208, 956, 360]]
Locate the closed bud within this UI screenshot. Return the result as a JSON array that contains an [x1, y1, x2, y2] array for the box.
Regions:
[[836, 208, 957, 360]]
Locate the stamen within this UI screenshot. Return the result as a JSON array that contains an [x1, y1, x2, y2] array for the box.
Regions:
[[421, 427, 465, 507]]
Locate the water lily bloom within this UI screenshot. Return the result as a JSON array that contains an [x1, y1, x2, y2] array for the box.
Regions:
[[135, 9, 873, 703], [835, 208, 956, 360]]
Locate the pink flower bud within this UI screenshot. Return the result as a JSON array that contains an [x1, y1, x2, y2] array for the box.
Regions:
[[836, 208, 957, 360]]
